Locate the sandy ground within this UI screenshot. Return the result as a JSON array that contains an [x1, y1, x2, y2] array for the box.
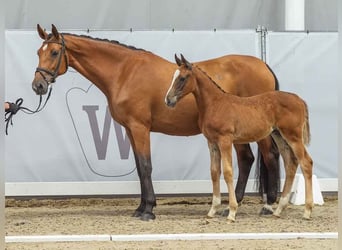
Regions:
[[5, 194, 338, 250]]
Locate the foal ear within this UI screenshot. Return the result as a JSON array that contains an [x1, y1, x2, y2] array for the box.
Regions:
[[175, 54, 182, 66], [37, 24, 48, 40], [51, 24, 60, 40], [180, 54, 192, 70]]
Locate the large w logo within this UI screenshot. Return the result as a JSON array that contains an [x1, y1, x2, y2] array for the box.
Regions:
[[66, 85, 136, 178], [82, 105, 131, 160]]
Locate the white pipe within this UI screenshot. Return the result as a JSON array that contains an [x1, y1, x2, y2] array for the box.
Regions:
[[6, 232, 338, 243], [285, 0, 305, 30]]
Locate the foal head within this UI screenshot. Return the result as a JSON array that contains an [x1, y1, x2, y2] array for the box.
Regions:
[[32, 24, 69, 95], [165, 54, 195, 108]]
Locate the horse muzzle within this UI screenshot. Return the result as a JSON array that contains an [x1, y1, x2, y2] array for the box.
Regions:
[[32, 79, 49, 95]]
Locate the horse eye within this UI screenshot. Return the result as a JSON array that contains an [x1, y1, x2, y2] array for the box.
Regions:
[[51, 50, 59, 57], [176, 77, 186, 90]]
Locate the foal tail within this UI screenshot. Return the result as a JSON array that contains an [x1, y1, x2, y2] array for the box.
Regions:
[[303, 101, 311, 145]]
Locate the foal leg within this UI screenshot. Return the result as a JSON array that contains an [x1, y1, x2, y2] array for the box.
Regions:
[[207, 142, 222, 218], [219, 137, 238, 222], [299, 149, 313, 219], [288, 142, 314, 219], [221, 144, 254, 217], [271, 132, 298, 218], [257, 137, 280, 215]]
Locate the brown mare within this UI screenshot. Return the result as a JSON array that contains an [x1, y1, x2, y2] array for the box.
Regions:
[[32, 24, 280, 221], [165, 54, 313, 222]]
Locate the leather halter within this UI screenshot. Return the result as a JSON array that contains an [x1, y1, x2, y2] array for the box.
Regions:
[[35, 34, 69, 84]]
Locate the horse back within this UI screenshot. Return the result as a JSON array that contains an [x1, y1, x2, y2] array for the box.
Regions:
[[195, 55, 276, 96]]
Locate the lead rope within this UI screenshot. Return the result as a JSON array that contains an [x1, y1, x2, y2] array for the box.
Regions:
[[5, 88, 52, 135]]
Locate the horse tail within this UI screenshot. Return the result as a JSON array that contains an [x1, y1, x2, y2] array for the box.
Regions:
[[255, 138, 280, 201], [266, 64, 280, 90], [255, 63, 281, 201], [303, 101, 311, 145]]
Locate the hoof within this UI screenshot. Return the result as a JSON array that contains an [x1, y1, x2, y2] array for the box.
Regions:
[[259, 207, 273, 216], [140, 212, 156, 221], [272, 213, 281, 218], [227, 218, 235, 223], [302, 215, 311, 220], [203, 218, 211, 224], [206, 215, 214, 219], [303, 209, 312, 220], [221, 209, 229, 217], [132, 210, 143, 218]]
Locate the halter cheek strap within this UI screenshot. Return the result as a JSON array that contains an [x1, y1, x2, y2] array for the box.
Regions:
[[35, 34, 69, 84]]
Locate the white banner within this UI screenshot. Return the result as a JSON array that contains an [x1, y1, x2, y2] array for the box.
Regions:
[[5, 30, 338, 194]]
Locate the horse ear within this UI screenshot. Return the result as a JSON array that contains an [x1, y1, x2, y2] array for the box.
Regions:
[[51, 24, 60, 39], [180, 54, 192, 70], [175, 54, 182, 66], [37, 24, 48, 40]]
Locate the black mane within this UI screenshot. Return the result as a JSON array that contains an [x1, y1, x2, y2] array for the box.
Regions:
[[195, 65, 226, 94], [59, 32, 146, 52]]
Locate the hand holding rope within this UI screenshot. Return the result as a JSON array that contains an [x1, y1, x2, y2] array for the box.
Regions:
[[5, 88, 52, 135]]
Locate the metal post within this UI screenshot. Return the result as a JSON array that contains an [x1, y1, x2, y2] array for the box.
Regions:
[[256, 25, 268, 63]]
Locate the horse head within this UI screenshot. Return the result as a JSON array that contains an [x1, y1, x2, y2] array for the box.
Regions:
[[165, 54, 194, 107], [32, 24, 69, 95]]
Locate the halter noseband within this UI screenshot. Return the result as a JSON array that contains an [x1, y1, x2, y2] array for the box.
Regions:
[[35, 34, 69, 84]]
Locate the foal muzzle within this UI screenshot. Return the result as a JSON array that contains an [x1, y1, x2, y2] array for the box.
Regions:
[[165, 95, 177, 108]]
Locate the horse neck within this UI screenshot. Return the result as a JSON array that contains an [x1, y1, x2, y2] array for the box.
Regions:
[[192, 66, 227, 110], [63, 34, 135, 93]]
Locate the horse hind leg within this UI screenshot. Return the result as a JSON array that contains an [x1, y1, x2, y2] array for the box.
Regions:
[[270, 130, 298, 218], [287, 141, 314, 219], [274, 129, 314, 220], [207, 142, 222, 218]]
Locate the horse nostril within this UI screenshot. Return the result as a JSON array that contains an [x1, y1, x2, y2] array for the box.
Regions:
[[165, 97, 175, 108], [165, 97, 171, 106], [32, 81, 47, 95]]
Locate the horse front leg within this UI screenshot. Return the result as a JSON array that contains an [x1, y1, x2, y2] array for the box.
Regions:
[[220, 144, 254, 217], [126, 126, 156, 221], [207, 142, 222, 218], [131, 151, 145, 217], [219, 137, 238, 222]]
